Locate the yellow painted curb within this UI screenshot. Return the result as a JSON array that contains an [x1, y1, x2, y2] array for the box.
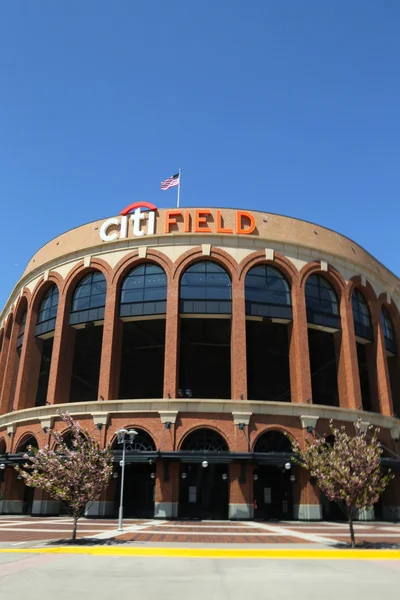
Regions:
[[0, 547, 399, 560]]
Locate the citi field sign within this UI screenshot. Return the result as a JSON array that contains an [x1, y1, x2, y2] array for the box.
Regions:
[[99, 203, 257, 242]]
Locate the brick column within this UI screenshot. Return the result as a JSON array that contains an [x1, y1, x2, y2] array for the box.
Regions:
[[0, 319, 22, 414], [289, 284, 312, 403], [292, 467, 322, 520], [228, 463, 253, 519], [163, 277, 179, 398], [98, 282, 122, 400], [154, 460, 179, 518], [13, 306, 43, 411], [231, 277, 247, 400], [334, 295, 362, 410], [46, 294, 76, 405]]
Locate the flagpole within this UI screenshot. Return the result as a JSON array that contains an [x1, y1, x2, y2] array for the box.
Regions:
[[177, 169, 181, 208]]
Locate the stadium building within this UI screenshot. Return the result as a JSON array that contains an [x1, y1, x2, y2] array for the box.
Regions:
[[0, 204, 399, 521]]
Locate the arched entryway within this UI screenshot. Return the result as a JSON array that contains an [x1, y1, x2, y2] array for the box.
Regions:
[[253, 430, 294, 520], [112, 429, 156, 518], [14, 435, 39, 514], [179, 428, 229, 520]]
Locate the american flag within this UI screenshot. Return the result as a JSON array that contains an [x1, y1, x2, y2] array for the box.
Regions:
[[161, 172, 180, 190]]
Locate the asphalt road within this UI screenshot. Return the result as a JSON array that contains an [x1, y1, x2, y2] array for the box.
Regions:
[[0, 553, 399, 600]]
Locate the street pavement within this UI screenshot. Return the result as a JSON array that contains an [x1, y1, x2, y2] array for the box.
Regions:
[[0, 551, 399, 600]]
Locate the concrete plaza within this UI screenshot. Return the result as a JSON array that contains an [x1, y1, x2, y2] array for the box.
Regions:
[[0, 550, 399, 600]]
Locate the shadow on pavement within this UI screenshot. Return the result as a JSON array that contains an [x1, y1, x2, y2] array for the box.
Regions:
[[334, 542, 400, 549], [46, 537, 129, 546]]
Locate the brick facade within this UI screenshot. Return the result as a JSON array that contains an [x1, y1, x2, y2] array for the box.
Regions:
[[0, 207, 399, 520]]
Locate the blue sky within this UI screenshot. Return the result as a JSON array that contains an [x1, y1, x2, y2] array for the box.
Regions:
[[1, 1, 399, 308]]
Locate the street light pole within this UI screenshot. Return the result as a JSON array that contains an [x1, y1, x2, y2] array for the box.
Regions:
[[116, 429, 137, 532]]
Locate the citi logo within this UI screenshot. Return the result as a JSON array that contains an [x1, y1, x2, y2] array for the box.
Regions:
[[100, 202, 157, 242]]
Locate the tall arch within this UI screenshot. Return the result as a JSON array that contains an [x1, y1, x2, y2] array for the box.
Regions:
[[0, 296, 29, 414], [118, 263, 167, 399], [178, 260, 232, 399], [245, 264, 292, 401], [381, 304, 400, 417], [66, 269, 107, 403], [351, 288, 374, 411], [304, 273, 341, 407]]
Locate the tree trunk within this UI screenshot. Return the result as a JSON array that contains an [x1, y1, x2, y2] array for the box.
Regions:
[[348, 515, 356, 548], [72, 516, 78, 541]]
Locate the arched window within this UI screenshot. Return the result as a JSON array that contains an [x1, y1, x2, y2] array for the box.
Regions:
[[180, 261, 231, 314], [111, 429, 156, 452], [16, 435, 38, 454], [69, 272, 106, 325], [16, 310, 27, 350], [35, 285, 59, 337], [245, 265, 292, 319], [382, 307, 396, 354], [305, 274, 341, 329], [120, 264, 167, 317], [180, 428, 228, 452], [352, 289, 373, 341], [253, 430, 292, 454]]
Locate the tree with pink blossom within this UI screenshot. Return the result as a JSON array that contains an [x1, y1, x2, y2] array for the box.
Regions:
[[290, 419, 393, 547], [16, 413, 113, 541]]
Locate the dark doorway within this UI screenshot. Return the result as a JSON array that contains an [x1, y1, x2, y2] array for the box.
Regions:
[[69, 325, 103, 402], [22, 486, 35, 515], [321, 494, 345, 521], [356, 342, 372, 411], [179, 463, 229, 520], [117, 463, 155, 518], [308, 329, 339, 407], [246, 320, 291, 401], [179, 318, 231, 399], [253, 465, 293, 520], [119, 319, 165, 399], [35, 338, 54, 407]]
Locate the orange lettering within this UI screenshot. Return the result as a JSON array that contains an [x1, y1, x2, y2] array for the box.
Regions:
[[164, 210, 182, 234], [236, 210, 256, 235], [184, 209, 190, 233], [216, 210, 233, 234], [194, 209, 212, 233]]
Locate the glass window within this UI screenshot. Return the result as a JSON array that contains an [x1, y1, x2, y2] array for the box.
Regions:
[[180, 261, 231, 314], [16, 310, 27, 349], [305, 275, 339, 316], [245, 265, 292, 318], [70, 272, 106, 325], [36, 285, 59, 332], [382, 307, 396, 354], [120, 264, 167, 317], [180, 428, 228, 452], [352, 289, 373, 340]]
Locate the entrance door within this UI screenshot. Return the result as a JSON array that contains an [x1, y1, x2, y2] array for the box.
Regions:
[[254, 465, 293, 520], [118, 464, 155, 518], [179, 463, 229, 520]]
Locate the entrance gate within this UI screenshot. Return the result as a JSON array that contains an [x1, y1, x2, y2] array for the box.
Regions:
[[178, 428, 229, 520], [179, 462, 229, 520]]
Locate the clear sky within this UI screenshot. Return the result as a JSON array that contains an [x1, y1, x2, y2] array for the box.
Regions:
[[1, 1, 399, 308]]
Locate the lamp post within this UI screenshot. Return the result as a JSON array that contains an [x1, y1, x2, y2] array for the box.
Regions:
[[0, 463, 5, 485], [116, 428, 137, 531]]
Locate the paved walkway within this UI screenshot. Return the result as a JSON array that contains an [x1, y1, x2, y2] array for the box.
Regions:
[[0, 516, 399, 547]]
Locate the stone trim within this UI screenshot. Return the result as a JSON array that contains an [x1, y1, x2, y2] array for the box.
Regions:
[[0, 399, 398, 433], [232, 412, 252, 426], [300, 415, 319, 430]]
